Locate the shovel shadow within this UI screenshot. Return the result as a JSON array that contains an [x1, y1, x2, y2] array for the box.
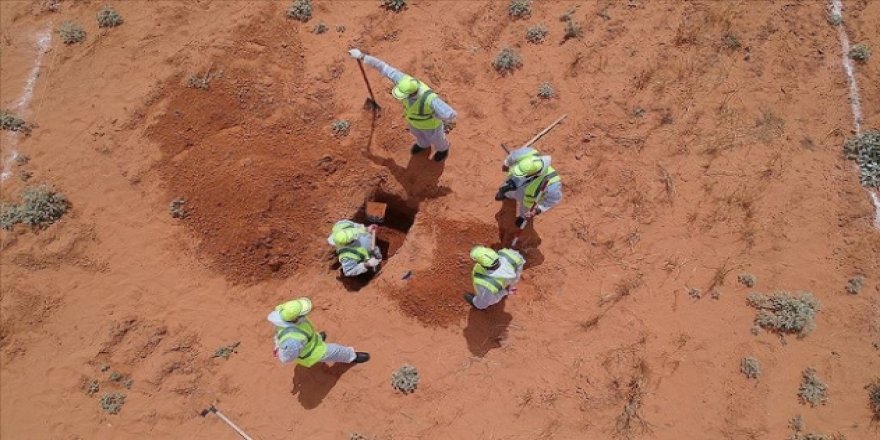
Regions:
[[494, 199, 544, 268]]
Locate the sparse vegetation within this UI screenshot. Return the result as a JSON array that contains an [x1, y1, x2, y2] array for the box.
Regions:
[[562, 15, 582, 40], [614, 373, 651, 439], [798, 368, 827, 407], [537, 82, 554, 99], [631, 107, 647, 118], [788, 415, 846, 440], [331, 119, 350, 137], [868, 379, 880, 420], [286, 0, 312, 22], [100, 392, 126, 415], [109, 371, 123, 382], [0, 110, 34, 134], [96, 5, 123, 28], [747, 292, 820, 338], [0, 185, 70, 230], [525, 24, 548, 44], [843, 130, 880, 189], [336, 24, 346, 33], [738, 273, 757, 288], [186, 69, 222, 90], [122, 378, 133, 389], [381, 0, 406, 12], [169, 198, 187, 218], [312, 21, 328, 34], [740, 357, 761, 379], [212, 341, 240, 359], [826, 8, 843, 26], [508, 0, 531, 18], [492, 48, 522, 74], [350, 434, 374, 440], [722, 32, 741, 50], [391, 364, 419, 394], [85, 379, 100, 396], [58, 21, 86, 44], [845, 276, 863, 294], [848, 43, 871, 62]]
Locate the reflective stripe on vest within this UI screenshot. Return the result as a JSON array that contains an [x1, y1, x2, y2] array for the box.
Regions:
[[338, 246, 370, 263], [403, 83, 442, 130], [276, 323, 318, 360], [472, 269, 504, 293], [498, 249, 524, 268], [523, 168, 560, 209]]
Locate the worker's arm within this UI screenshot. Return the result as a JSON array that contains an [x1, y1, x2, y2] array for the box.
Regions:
[[430, 97, 457, 123], [361, 54, 406, 84], [504, 146, 537, 167], [276, 338, 304, 364], [535, 181, 563, 214], [507, 249, 526, 273]]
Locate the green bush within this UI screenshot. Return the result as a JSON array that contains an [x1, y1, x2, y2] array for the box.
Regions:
[[508, 0, 531, 18], [96, 5, 123, 28], [59, 21, 86, 44], [525, 25, 548, 44], [798, 368, 827, 407], [747, 292, 820, 338], [492, 48, 522, 74], [286, 0, 312, 22], [843, 130, 879, 188]]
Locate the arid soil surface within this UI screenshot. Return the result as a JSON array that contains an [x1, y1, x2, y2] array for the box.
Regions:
[[2, 1, 879, 439]]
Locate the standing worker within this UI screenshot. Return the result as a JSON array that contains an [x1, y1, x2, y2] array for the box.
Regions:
[[268, 297, 370, 366], [348, 48, 457, 162], [327, 219, 382, 277], [464, 246, 526, 310], [495, 146, 563, 228]]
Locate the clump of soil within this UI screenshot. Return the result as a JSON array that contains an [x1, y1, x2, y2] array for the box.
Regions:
[[740, 357, 761, 379], [747, 292, 820, 338], [391, 364, 419, 394], [798, 368, 827, 407]]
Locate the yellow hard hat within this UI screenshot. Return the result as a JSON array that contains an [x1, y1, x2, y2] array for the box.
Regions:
[[391, 75, 420, 100], [276, 298, 313, 321], [331, 228, 358, 247], [470, 246, 499, 268], [510, 157, 544, 177]]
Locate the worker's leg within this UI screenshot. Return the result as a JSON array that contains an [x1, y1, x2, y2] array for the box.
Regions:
[[472, 290, 507, 310], [320, 343, 357, 364], [426, 126, 450, 152], [409, 127, 431, 153]]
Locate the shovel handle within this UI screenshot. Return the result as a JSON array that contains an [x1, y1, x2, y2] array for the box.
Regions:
[[356, 59, 378, 103]]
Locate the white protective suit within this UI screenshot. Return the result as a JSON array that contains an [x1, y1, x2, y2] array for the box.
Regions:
[[502, 146, 564, 217], [472, 248, 525, 310]]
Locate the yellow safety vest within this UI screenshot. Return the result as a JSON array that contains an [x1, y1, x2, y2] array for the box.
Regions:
[[471, 249, 525, 294], [511, 151, 561, 209], [333, 222, 370, 263], [403, 82, 441, 130], [275, 318, 327, 367]]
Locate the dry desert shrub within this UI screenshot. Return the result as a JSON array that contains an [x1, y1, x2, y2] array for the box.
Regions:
[[740, 357, 761, 379], [84, 379, 100, 396], [798, 368, 827, 407], [212, 341, 240, 359], [391, 364, 419, 394], [849, 43, 871, 62], [845, 276, 863, 294], [0, 110, 34, 134], [747, 292, 820, 338], [493, 48, 522, 74], [868, 380, 880, 420], [286, 0, 312, 22], [843, 130, 880, 189], [508, 0, 531, 18], [722, 32, 741, 50], [96, 5, 123, 28], [169, 198, 187, 218], [312, 21, 328, 34], [560, 8, 582, 40], [99, 392, 126, 414], [331, 119, 350, 137], [788, 414, 846, 440], [537, 82, 554, 99], [381, 0, 406, 13], [737, 273, 757, 288], [0, 185, 70, 230], [58, 21, 86, 44], [350, 434, 375, 440], [525, 24, 548, 44]]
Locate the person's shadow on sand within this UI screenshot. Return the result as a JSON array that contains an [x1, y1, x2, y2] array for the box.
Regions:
[[290, 363, 354, 409], [463, 299, 513, 357], [494, 199, 545, 268]]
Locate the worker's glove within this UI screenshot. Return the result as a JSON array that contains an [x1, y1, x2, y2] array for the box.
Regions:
[[443, 121, 456, 134], [367, 224, 378, 233], [365, 257, 381, 268], [348, 48, 365, 60], [515, 216, 527, 228], [501, 164, 510, 173]]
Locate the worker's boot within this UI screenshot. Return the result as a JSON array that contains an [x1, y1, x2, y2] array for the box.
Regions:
[[433, 149, 448, 162], [319, 331, 327, 340], [353, 352, 371, 363], [410, 143, 428, 154], [463, 293, 476, 307]]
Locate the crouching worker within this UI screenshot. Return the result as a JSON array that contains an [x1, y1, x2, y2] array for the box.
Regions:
[[327, 220, 382, 276], [268, 297, 370, 366], [464, 246, 525, 310]]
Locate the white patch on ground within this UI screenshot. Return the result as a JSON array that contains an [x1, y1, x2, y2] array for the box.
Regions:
[[829, 0, 878, 228], [1, 28, 52, 183]]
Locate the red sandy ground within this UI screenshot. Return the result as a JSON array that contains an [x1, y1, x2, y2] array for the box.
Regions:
[[1, 1, 879, 439]]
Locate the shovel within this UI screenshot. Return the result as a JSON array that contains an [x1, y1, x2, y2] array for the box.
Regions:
[[356, 59, 381, 112], [199, 404, 254, 440], [365, 201, 387, 272]]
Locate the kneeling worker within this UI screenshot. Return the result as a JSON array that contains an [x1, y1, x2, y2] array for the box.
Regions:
[[464, 246, 526, 310], [268, 297, 370, 366], [327, 220, 382, 277]]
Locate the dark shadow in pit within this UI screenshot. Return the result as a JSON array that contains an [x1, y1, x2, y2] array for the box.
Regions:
[[494, 199, 545, 268], [291, 362, 354, 409], [463, 298, 513, 357], [334, 191, 417, 292]]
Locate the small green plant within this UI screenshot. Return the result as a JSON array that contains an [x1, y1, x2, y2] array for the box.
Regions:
[[845, 276, 863, 294], [722, 32, 741, 50], [331, 119, 350, 137], [286, 0, 312, 22], [868, 379, 880, 420], [212, 341, 240, 359], [798, 368, 827, 407], [381, 0, 406, 12], [537, 82, 554, 99], [0, 110, 34, 134], [740, 357, 761, 379], [312, 21, 328, 34], [492, 48, 522, 74], [391, 364, 419, 394], [525, 24, 548, 44], [100, 392, 126, 415], [0, 185, 70, 230], [58, 21, 86, 44], [747, 292, 820, 338], [85, 379, 100, 396], [508, 0, 531, 18], [843, 130, 880, 188], [109, 371, 123, 382], [96, 5, 123, 28], [849, 43, 871, 62], [738, 273, 757, 288], [169, 198, 187, 218]]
